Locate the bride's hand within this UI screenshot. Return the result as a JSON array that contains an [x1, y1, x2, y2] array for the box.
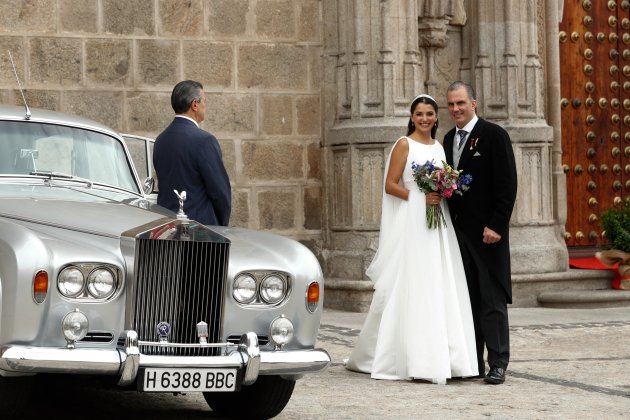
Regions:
[[426, 192, 442, 205]]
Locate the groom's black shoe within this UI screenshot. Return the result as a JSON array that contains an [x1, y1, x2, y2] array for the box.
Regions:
[[483, 367, 505, 384]]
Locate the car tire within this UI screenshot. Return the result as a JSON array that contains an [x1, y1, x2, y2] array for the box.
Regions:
[[203, 375, 296, 419], [0, 375, 33, 416]]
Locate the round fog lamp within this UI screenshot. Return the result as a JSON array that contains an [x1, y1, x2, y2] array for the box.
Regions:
[[62, 309, 89, 344], [269, 316, 294, 347]]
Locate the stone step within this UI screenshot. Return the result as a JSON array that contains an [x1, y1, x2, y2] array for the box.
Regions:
[[325, 269, 624, 312], [512, 268, 613, 307], [513, 268, 630, 308], [537, 289, 630, 308]]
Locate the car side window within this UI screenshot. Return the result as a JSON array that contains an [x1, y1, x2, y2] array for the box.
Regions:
[[123, 136, 149, 179], [122, 135, 158, 194]]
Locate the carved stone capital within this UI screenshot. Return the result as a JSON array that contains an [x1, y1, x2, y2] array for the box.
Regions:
[[418, 18, 450, 48]]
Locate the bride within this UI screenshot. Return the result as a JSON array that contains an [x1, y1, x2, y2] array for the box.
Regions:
[[344, 94, 478, 384]]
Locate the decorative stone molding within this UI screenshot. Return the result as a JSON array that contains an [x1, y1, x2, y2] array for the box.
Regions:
[[418, 18, 450, 49], [322, 0, 569, 311]]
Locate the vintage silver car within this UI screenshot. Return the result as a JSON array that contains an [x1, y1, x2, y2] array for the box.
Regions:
[[0, 103, 330, 418]]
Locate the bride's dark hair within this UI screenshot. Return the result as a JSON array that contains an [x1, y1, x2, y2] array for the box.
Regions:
[[406, 95, 439, 138]]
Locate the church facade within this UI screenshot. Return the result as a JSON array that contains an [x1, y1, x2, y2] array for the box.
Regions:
[[1, 1, 620, 311]]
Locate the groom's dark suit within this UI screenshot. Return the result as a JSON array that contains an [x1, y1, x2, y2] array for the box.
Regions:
[[153, 117, 231, 226], [444, 117, 517, 373]]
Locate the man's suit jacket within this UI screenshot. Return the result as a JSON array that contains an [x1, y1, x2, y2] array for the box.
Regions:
[[153, 117, 231, 226], [444, 118, 517, 302]]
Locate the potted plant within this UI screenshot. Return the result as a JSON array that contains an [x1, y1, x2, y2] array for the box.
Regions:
[[596, 203, 630, 289]]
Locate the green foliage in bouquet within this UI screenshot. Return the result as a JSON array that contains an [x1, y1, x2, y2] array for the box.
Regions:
[[601, 203, 630, 252]]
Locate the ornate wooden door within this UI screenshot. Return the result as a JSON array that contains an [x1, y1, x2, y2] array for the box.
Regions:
[[560, 0, 630, 249]]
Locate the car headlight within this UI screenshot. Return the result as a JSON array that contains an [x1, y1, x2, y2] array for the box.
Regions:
[[269, 315, 294, 348], [58, 266, 85, 297], [233, 273, 257, 303], [57, 263, 121, 301], [260, 274, 286, 304], [87, 268, 116, 299], [232, 271, 291, 306]]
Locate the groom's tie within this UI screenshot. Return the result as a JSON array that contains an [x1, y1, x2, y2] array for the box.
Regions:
[[457, 129, 468, 149]]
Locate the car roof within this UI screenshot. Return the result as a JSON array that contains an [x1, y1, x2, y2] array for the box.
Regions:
[[0, 104, 120, 138]]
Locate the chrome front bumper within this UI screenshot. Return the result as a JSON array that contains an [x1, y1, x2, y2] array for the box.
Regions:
[[0, 331, 331, 387]]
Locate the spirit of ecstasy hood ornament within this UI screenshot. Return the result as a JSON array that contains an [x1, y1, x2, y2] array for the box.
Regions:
[[173, 189, 189, 220]]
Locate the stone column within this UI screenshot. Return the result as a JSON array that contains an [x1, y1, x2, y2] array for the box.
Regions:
[[468, 0, 568, 276]]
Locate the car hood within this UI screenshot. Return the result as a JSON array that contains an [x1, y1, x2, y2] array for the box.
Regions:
[[0, 184, 318, 273], [0, 184, 170, 238]]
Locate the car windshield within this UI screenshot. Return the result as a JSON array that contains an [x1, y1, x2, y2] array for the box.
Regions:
[[0, 120, 139, 193]]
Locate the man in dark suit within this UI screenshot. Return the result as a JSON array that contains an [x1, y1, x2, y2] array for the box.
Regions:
[[444, 81, 518, 385], [153, 80, 231, 226]]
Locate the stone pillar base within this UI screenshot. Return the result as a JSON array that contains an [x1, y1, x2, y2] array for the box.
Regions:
[[510, 224, 569, 274], [323, 279, 375, 313]]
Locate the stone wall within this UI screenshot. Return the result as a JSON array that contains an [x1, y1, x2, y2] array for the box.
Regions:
[[0, 0, 324, 248]]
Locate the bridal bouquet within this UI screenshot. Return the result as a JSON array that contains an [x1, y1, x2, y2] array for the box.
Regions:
[[411, 160, 473, 229]]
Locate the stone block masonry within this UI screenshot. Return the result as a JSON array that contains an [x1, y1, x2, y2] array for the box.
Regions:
[[0, 0, 324, 250]]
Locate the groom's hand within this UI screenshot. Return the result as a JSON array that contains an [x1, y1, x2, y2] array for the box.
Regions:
[[483, 227, 501, 244]]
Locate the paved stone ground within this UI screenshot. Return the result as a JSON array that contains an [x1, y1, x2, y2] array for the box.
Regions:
[[276, 307, 630, 419], [12, 307, 630, 419]]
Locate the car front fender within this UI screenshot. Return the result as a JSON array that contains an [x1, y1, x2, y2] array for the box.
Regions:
[[0, 219, 52, 344]]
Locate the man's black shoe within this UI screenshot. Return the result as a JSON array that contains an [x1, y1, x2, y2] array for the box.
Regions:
[[483, 367, 505, 384]]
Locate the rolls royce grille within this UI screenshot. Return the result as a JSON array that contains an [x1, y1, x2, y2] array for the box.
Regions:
[[132, 235, 229, 356]]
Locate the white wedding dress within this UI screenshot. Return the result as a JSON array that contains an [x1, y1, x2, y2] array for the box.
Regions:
[[345, 137, 478, 384]]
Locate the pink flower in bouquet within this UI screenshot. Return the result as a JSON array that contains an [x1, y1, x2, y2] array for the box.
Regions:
[[411, 160, 473, 229]]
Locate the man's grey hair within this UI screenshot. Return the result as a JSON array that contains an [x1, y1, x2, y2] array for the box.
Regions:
[[447, 81, 476, 101], [171, 80, 204, 114]]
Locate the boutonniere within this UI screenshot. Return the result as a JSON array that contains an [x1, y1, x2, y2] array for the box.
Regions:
[[468, 137, 479, 150]]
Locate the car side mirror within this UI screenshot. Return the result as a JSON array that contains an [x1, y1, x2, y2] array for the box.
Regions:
[[142, 176, 155, 195]]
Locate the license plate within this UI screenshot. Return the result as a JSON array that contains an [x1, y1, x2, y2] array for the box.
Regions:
[[142, 368, 237, 392]]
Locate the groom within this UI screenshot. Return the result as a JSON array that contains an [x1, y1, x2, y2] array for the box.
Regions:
[[443, 81, 518, 384]]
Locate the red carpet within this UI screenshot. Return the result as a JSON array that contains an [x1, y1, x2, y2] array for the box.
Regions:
[[569, 257, 617, 270], [569, 257, 623, 289]]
